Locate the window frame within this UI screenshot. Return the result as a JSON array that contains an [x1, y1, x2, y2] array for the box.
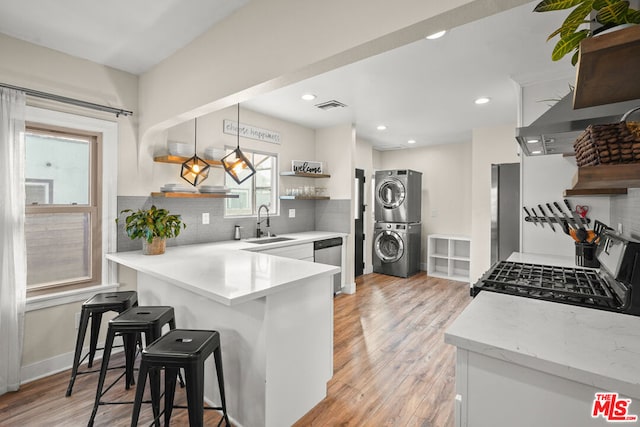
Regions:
[[25, 124, 102, 296], [224, 147, 279, 217], [24, 106, 118, 310]]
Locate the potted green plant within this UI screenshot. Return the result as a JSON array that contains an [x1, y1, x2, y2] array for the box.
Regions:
[[534, 0, 640, 64], [117, 205, 185, 255]]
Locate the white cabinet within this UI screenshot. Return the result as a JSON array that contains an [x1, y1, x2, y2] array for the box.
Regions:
[[427, 234, 470, 282], [256, 242, 314, 262], [453, 349, 622, 427]]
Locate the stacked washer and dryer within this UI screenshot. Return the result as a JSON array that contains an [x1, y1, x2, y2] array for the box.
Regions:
[[373, 169, 422, 278]]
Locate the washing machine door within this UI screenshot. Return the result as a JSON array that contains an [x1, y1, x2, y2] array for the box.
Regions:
[[374, 230, 405, 263], [376, 178, 406, 210]]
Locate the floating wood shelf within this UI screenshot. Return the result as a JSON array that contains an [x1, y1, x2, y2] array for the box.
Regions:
[[574, 25, 640, 109], [279, 196, 330, 200], [279, 171, 331, 178], [564, 164, 640, 196], [154, 155, 222, 167], [151, 192, 238, 199]]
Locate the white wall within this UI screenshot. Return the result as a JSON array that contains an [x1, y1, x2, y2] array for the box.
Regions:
[[470, 125, 520, 283], [521, 155, 611, 256], [521, 77, 574, 126], [163, 106, 317, 203], [518, 78, 611, 259], [0, 34, 138, 373], [379, 142, 472, 268], [316, 124, 356, 291]]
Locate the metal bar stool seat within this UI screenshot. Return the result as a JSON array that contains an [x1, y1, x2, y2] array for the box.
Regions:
[[66, 291, 138, 397], [131, 329, 230, 427], [88, 306, 181, 426]]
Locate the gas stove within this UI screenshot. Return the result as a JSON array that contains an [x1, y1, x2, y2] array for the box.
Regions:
[[472, 231, 640, 316]]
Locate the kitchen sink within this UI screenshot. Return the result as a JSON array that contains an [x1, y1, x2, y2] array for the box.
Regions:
[[247, 237, 295, 244]]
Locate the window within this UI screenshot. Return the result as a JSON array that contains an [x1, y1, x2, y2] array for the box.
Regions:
[[24, 124, 102, 296], [21, 106, 118, 308], [225, 149, 278, 216]]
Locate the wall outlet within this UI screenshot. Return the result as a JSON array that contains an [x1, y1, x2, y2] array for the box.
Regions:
[[75, 312, 81, 329], [289, 209, 296, 218], [431, 209, 438, 218], [202, 212, 210, 224]]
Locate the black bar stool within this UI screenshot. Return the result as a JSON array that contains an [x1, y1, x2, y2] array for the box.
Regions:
[[88, 306, 181, 426], [131, 329, 230, 427], [66, 291, 138, 397]]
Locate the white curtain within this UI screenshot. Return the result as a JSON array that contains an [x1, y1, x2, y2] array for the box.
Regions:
[[0, 88, 26, 396]]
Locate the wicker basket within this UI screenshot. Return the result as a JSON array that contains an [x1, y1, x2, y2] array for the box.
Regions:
[[573, 106, 640, 167]]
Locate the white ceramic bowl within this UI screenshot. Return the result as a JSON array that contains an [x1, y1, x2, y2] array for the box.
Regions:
[[168, 141, 192, 156], [204, 147, 226, 160]]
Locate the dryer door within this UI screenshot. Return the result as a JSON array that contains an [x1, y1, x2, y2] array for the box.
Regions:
[[376, 178, 406, 210], [374, 231, 405, 263]]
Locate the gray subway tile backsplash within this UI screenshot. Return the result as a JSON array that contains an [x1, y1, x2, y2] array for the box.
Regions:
[[611, 188, 640, 240], [117, 196, 349, 251], [315, 199, 351, 233]]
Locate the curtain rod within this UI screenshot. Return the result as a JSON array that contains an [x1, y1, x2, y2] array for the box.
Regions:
[[0, 83, 133, 117]]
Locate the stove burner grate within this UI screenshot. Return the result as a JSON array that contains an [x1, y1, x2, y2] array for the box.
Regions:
[[479, 261, 617, 309]]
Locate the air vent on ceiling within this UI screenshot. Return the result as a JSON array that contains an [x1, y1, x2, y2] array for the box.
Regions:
[[315, 100, 347, 110]]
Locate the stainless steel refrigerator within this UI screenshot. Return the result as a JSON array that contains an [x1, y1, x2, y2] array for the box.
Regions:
[[491, 163, 520, 264]]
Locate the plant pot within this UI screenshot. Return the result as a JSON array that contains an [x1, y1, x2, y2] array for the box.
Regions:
[[143, 237, 166, 255]]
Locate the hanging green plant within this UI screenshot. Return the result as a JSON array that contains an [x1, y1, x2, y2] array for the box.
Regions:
[[534, 0, 640, 65]]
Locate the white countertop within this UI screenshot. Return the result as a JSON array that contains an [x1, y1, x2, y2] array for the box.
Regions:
[[445, 292, 640, 398], [106, 231, 345, 306], [446, 251, 640, 398], [506, 251, 579, 268]]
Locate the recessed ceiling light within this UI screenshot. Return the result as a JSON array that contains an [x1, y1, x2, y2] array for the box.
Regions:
[[301, 93, 316, 101], [531, 150, 542, 154], [474, 97, 491, 105], [407, 139, 416, 144], [377, 125, 387, 131], [527, 139, 540, 144], [426, 30, 446, 40]]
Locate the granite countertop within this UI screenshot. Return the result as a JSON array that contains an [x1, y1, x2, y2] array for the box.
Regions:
[[445, 251, 640, 398], [106, 231, 345, 306]]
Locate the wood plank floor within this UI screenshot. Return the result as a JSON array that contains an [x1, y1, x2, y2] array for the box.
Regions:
[[0, 272, 470, 427], [295, 272, 471, 427]]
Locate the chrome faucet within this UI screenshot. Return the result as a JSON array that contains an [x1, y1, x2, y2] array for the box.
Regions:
[[256, 204, 270, 238]]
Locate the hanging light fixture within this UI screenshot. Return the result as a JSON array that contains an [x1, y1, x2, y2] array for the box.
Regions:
[[181, 118, 210, 186], [222, 104, 256, 184]]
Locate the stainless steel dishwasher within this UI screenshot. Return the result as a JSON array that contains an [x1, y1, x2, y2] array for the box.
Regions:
[[314, 237, 343, 294]]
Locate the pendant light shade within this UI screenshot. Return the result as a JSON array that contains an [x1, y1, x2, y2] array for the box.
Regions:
[[222, 104, 256, 184], [181, 118, 210, 186]]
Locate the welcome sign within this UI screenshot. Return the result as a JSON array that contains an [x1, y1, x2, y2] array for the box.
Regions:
[[223, 120, 281, 144], [292, 160, 323, 174]]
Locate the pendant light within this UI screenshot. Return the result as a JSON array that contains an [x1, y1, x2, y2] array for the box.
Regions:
[[181, 118, 210, 186], [222, 104, 256, 184]]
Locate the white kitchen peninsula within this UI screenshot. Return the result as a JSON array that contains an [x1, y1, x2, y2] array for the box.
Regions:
[[106, 238, 341, 427], [445, 253, 640, 427]]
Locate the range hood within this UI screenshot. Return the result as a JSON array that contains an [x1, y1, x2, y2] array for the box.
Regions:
[[515, 94, 640, 156]]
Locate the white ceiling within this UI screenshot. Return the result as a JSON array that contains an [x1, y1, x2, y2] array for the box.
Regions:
[[0, 0, 250, 75], [0, 0, 574, 150]]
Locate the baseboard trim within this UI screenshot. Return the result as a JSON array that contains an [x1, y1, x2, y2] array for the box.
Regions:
[[342, 281, 356, 294], [20, 339, 123, 385], [204, 396, 243, 427]]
